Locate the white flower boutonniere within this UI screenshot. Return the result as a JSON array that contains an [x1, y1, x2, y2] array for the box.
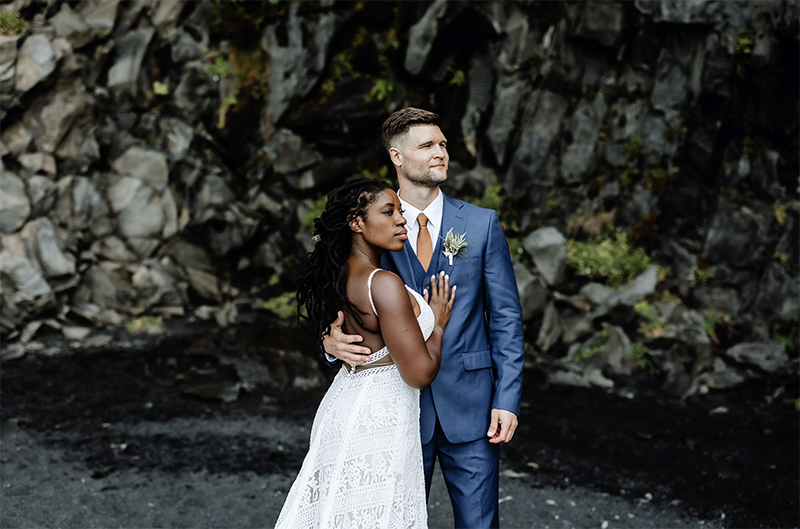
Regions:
[[441, 228, 473, 266]]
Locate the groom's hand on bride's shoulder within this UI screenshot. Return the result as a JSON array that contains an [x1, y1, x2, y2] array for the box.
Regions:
[[323, 311, 371, 364], [487, 409, 518, 444]]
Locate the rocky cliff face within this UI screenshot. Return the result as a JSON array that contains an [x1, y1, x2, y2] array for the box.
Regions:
[[0, 1, 797, 399]]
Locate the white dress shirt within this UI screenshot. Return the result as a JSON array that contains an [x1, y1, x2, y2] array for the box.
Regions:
[[399, 189, 444, 260]]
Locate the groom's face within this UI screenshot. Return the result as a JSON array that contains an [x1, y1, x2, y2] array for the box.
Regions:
[[396, 125, 449, 188]]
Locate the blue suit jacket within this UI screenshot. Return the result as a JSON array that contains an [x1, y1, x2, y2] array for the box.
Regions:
[[381, 192, 525, 444]]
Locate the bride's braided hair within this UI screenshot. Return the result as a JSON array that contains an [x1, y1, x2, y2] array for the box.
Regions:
[[297, 177, 392, 338]]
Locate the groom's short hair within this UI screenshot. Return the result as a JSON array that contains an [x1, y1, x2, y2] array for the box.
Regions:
[[381, 107, 440, 152]]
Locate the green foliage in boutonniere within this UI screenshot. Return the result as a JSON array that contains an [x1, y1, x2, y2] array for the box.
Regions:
[[441, 228, 473, 265]]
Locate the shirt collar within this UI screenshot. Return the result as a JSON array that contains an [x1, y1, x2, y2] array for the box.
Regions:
[[399, 188, 444, 229]]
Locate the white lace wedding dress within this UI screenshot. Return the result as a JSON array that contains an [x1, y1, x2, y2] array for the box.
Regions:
[[275, 269, 434, 529]]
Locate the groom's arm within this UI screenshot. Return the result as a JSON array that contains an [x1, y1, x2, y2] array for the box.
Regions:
[[321, 311, 371, 366], [482, 210, 525, 436]]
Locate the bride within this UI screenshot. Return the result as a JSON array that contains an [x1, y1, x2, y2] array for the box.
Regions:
[[275, 177, 456, 529]]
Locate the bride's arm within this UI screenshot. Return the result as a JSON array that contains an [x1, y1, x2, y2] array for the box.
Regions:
[[371, 271, 454, 389]]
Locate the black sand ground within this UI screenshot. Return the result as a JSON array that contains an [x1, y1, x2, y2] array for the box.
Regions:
[[1, 339, 797, 529]]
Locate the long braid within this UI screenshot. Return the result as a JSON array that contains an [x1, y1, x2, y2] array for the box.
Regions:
[[297, 178, 392, 338]]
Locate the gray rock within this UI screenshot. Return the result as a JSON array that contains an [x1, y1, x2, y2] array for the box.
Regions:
[[77, 0, 121, 31], [522, 226, 567, 287], [561, 94, 607, 183], [226, 355, 274, 390], [692, 286, 740, 317], [24, 78, 93, 154], [592, 327, 637, 377], [572, 2, 625, 48], [173, 64, 217, 122], [291, 157, 353, 191], [204, 206, 258, 257], [460, 50, 495, 158], [486, 76, 527, 166], [662, 308, 713, 380], [26, 175, 58, 217], [272, 128, 322, 175], [605, 265, 658, 307], [0, 172, 30, 234], [55, 114, 100, 174], [580, 282, 617, 307], [261, 3, 343, 122], [749, 32, 780, 70], [444, 163, 494, 197], [703, 198, 775, 268], [753, 262, 799, 324], [161, 117, 195, 162], [648, 346, 692, 397], [507, 91, 569, 192], [701, 45, 733, 99], [171, 31, 204, 63], [249, 191, 283, 218], [619, 184, 657, 225], [107, 28, 155, 97], [132, 258, 188, 316], [15, 34, 57, 94], [547, 367, 592, 388], [54, 176, 113, 238], [698, 357, 747, 390], [492, 3, 543, 73], [641, 114, 670, 162], [619, 66, 652, 95], [726, 341, 789, 373], [536, 302, 561, 352], [90, 236, 140, 263], [561, 314, 595, 345], [1, 121, 32, 156], [112, 147, 169, 190], [608, 98, 647, 142], [165, 240, 219, 302], [253, 232, 285, 275], [657, 239, 698, 293], [183, 0, 211, 47], [196, 174, 235, 216], [651, 56, 688, 113], [404, 0, 449, 76], [636, 0, 751, 29], [18, 152, 57, 175], [117, 184, 166, 241], [20, 217, 76, 278], [513, 261, 548, 321], [152, 0, 184, 31], [0, 243, 54, 307], [51, 3, 96, 50], [0, 34, 20, 80], [73, 261, 140, 315]]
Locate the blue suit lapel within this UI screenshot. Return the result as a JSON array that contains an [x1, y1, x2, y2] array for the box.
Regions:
[[433, 192, 467, 275]]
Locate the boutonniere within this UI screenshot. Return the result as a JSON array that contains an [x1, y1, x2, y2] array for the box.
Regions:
[[441, 228, 473, 266]]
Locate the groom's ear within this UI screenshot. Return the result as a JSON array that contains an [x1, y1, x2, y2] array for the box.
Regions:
[[389, 147, 403, 168]]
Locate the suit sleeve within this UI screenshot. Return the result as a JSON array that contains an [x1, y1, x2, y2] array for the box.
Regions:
[[482, 210, 525, 415]]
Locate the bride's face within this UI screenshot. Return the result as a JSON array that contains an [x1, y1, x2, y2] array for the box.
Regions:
[[356, 189, 408, 252]]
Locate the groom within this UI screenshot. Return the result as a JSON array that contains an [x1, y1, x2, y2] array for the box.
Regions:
[[324, 107, 524, 528]]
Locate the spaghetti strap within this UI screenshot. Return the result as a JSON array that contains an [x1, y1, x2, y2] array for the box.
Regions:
[[366, 269, 381, 316]]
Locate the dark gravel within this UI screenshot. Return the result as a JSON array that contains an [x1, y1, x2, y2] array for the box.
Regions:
[[1, 334, 797, 529]]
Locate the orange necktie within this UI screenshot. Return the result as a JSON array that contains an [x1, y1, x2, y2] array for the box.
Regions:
[[417, 213, 432, 271]]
